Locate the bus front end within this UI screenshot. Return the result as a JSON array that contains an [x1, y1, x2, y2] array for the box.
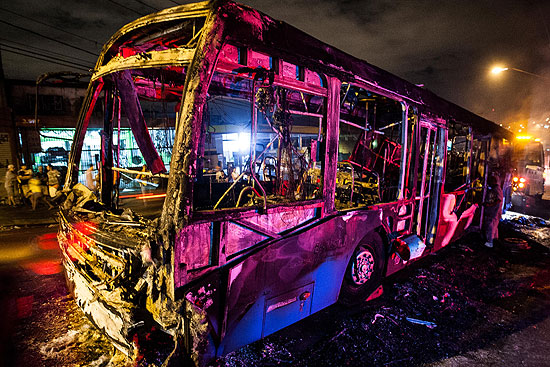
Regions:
[[58, 2, 220, 364]]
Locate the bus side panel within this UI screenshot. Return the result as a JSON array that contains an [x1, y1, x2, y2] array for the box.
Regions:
[[219, 209, 383, 355]]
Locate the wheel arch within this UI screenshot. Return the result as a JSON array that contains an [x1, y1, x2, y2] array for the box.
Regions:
[[337, 224, 391, 305], [341, 224, 391, 270]]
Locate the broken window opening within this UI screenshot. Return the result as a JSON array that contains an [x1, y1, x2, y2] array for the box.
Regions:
[[193, 69, 326, 211], [444, 121, 471, 193], [469, 135, 490, 205], [102, 17, 207, 66], [337, 84, 403, 207], [73, 66, 185, 217]]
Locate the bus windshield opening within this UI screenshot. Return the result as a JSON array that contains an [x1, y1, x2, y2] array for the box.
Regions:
[[74, 66, 185, 217]]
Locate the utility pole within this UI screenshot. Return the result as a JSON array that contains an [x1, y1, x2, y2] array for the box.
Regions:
[[0, 46, 20, 173]]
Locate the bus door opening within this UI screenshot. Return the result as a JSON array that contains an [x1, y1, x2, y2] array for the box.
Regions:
[[413, 122, 437, 242]]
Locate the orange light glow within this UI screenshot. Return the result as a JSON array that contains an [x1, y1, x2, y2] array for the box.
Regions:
[[135, 193, 167, 200], [516, 135, 533, 140], [72, 221, 97, 236], [38, 232, 59, 250], [24, 260, 62, 275], [39, 232, 58, 240], [518, 182, 525, 188], [120, 193, 167, 199], [120, 193, 146, 199], [491, 66, 509, 74], [519, 177, 526, 183], [513, 177, 519, 182]]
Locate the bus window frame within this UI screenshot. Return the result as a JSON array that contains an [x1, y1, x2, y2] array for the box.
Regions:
[[190, 52, 331, 217], [336, 81, 410, 207], [444, 122, 473, 194]]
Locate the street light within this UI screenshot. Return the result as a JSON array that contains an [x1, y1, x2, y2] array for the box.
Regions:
[[490, 65, 550, 81], [491, 66, 509, 74]]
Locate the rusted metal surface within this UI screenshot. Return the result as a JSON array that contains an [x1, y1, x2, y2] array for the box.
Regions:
[[57, 209, 150, 355], [93, 48, 195, 81]]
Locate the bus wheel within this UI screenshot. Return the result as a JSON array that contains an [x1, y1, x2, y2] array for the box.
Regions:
[[339, 234, 384, 306]]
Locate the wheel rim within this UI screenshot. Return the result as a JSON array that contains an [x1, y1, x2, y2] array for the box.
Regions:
[[350, 248, 375, 285]]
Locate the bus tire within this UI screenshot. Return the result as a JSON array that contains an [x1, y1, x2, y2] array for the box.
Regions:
[[339, 233, 385, 306]]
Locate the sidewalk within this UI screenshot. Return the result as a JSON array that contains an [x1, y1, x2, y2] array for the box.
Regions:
[[0, 204, 58, 228]]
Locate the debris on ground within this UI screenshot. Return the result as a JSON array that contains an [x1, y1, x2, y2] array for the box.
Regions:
[[405, 317, 437, 329], [371, 313, 385, 324], [501, 211, 550, 247]]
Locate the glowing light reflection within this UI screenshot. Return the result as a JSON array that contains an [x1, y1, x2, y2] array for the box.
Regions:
[[136, 193, 167, 200], [38, 232, 59, 250], [24, 260, 62, 275]]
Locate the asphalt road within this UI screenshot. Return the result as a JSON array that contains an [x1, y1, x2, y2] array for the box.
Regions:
[[0, 226, 115, 367], [1, 217, 549, 367]]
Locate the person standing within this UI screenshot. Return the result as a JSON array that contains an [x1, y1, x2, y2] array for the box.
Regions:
[[482, 175, 503, 248], [4, 165, 17, 206], [136, 164, 150, 207], [28, 173, 53, 210], [230, 166, 239, 182], [17, 165, 33, 203], [215, 165, 227, 182], [36, 166, 48, 196], [85, 165, 97, 192], [46, 165, 61, 197], [136, 164, 150, 194]]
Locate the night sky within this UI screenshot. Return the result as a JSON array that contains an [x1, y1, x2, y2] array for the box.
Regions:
[[1, 0, 550, 141]]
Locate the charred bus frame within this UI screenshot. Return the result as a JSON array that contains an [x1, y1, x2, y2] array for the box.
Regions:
[[58, 1, 514, 365]]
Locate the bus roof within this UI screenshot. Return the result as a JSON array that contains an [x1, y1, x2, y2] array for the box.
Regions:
[[94, 0, 514, 140]]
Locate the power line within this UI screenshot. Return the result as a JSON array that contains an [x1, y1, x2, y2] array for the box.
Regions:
[[0, 38, 96, 65], [0, 6, 100, 46], [106, 0, 146, 16], [1, 43, 92, 69], [132, 0, 159, 11], [2, 46, 92, 71], [1, 48, 91, 72], [0, 19, 97, 56]]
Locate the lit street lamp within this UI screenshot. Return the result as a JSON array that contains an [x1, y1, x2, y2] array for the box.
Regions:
[[490, 66, 550, 81], [490, 65, 550, 151]]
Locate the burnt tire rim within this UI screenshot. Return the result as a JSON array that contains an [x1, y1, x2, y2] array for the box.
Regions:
[[351, 248, 375, 285]]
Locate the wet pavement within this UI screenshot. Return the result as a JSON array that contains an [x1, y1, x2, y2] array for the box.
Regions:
[[0, 226, 122, 367], [510, 184, 550, 220], [0, 204, 57, 229], [1, 211, 549, 366]]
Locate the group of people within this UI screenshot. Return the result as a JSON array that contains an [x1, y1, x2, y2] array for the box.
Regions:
[[3, 164, 61, 210], [213, 165, 240, 183]]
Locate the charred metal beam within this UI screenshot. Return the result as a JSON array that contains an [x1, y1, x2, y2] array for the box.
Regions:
[[114, 70, 167, 174], [101, 87, 115, 206], [66, 81, 104, 187], [323, 76, 341, 215]]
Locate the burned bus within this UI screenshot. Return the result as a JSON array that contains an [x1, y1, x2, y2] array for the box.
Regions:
[[57, 1, 514, 365]]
